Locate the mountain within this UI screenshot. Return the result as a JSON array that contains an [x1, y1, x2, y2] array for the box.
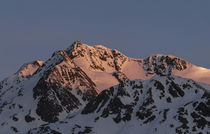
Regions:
[[0, 41, 210, 134], [79, 76, 210, 134], [39, 76, 210, 134]]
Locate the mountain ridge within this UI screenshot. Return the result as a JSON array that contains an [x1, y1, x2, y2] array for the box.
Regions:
[[0, 41, 210, 134], [3, 41, 209, 88]]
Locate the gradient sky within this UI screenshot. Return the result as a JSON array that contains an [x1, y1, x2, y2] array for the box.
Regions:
[[0, 0, 210, 81]]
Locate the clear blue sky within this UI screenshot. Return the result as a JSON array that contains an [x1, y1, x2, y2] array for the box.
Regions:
[[0, 0, 210, 80]]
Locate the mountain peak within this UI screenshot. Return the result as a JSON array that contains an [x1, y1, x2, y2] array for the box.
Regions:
[[49, 42, 210, 87], [66, 41, 88, 52], [71, 41, 88, 48]]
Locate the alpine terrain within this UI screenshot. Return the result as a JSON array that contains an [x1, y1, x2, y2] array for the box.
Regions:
[[0, 41, 210, 134]]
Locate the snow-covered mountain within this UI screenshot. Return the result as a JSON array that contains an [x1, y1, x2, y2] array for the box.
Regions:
[[40, 76, 210, 134], [79, 76, 210, 134], [0, 41, 210, 134]]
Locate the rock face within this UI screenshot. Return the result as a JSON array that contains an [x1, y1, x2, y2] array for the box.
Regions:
[[143, 54, 188, 76], [0, 41, 210, 134], [33, 50, 98, 122]]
